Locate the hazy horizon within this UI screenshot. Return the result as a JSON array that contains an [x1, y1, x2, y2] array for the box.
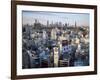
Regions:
[[22, 11, 90, 27]]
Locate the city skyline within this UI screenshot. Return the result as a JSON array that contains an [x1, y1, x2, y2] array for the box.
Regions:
[[22, 11, 90, 27]]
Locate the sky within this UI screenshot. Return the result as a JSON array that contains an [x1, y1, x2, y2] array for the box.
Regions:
[[22, 11, 90, 26]]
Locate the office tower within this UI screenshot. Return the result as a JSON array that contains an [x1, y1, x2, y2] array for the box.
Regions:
[[53, 47, 59, 67]]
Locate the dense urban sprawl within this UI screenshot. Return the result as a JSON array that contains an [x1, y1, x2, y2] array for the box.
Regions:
[[22, 19, 89, 69]]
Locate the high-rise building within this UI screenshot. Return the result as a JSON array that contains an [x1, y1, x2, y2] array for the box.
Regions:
[[51, 29, 57, 40], [58, 41, 62, 54], [53, 47, 59, 67], [75, 21, 77, 27], [74, 21, 78, 33], [47, 20, 49, 27], [43, 30, 47, 40]]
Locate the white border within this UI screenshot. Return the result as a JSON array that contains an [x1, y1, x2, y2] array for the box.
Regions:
[[17, 5, 94, 75]]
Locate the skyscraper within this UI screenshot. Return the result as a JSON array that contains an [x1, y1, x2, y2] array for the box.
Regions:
[[53, 47, 59, 67], [51, 29, 57, 40]]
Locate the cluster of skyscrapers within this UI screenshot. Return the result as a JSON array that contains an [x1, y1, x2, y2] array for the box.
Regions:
[[22, 19, 89, 69]]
